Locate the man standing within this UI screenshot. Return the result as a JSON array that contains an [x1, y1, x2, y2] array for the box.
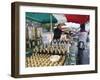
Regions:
[[77, 24, 88, 65], [28, 26, 33, 48], [53, 23, 64, 40]]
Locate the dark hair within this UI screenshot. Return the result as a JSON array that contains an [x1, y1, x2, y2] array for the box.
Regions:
[[57, 23, 65, 28], [80, 24, 85, 32], [57, 24, 61, 28]]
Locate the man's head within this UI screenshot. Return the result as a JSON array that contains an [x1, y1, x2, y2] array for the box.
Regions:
[[57, 24, 61, 29], [80, 23, 85, 31], [57, 23, 65, 29]]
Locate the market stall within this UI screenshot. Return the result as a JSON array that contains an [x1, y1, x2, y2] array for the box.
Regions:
[[25, 12, 90, 67]]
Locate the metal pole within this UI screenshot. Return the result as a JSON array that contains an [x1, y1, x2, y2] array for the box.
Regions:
[[50, 14, 53, 39]]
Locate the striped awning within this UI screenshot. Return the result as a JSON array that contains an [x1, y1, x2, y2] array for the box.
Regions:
[[26, 12, 89, 25]]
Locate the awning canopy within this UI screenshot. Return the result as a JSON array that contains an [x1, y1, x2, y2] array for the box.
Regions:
[[26, 12, 57, 23], [53, 14, 67, 23], [26, 12, 90, 29], [64, 14, 89, 24]]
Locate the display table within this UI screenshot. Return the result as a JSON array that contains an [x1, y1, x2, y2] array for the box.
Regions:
[[26, 53, 66, 67]]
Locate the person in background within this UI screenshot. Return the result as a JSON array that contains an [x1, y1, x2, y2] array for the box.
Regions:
[[86, 31, 90, 42], [53, 23, 64, 40], [77, 23, 88, 65], [26, 26, 30, 49], [28, 26, 33, 48]]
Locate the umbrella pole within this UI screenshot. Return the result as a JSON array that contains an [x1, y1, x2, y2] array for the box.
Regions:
[[50, 14, 53, 40]]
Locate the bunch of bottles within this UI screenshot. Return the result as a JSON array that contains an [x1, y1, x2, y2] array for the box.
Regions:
[[26, 53, 65, 67], [51, 39, 69, 46], [32, 39, 71, 55]]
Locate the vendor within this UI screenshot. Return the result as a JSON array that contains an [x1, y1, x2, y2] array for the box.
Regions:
[[53, 23, 64, 40], [77, 24, 88, 65]]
